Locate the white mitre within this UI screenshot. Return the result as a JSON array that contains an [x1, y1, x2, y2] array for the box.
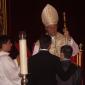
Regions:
[[41, 4, 59, 27]]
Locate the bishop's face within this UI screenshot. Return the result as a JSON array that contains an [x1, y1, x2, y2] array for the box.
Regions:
[[45, 24, 57, 36]]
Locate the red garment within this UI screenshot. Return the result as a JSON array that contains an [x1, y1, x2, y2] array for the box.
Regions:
[[70, 55, 77, 64]]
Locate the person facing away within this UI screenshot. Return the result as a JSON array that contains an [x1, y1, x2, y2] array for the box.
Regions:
[[28, 35, 60, 85], [0, 35, 21, 85], [33, 3, 79, 58], [56, 45, 82, 85]]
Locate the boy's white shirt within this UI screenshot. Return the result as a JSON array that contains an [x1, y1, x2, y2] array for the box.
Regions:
[[0, 51, 21, 85]]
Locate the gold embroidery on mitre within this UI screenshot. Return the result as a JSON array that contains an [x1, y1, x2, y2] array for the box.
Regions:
[[41, 4, 58, 27]]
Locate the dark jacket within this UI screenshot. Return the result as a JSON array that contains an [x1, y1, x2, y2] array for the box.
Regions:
[[56, 60, 82, 85], [28, 50, 60, 85]]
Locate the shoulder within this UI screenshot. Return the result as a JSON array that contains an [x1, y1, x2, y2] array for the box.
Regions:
[[50, 53, 60, 61], [29, 53, 39, 60], [0, 52, 15, 63], [71, 62, 81, 73], [55, 32, 65, 41], [56, 32, 64, 38], [0, 54, 9, 61]]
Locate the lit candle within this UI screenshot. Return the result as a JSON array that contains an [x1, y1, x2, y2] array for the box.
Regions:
[[19, 31, 28, 74]]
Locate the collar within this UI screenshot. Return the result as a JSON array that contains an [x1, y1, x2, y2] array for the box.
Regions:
[[39, 49, 48, 51], [0, 51, 9, 56], [60, 58, 70, 61], [51, 36, 55, 40]]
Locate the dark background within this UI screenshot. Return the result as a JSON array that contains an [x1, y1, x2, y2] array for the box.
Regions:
[[7, 0, 85, 83], [7, 0, 85, 47]]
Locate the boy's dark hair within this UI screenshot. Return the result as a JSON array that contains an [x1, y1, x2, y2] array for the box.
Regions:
[[0, 35, 11, 48], [60, 45, 73, 59], [39, 35, 52, 49]]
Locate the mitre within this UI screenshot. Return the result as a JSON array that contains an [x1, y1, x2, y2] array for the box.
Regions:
[[41, 4, 59, 27]]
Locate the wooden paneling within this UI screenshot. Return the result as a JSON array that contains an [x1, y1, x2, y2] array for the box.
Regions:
[[0, 0, 7, 35]]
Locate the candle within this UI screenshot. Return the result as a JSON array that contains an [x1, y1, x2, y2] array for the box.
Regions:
[[19, 32, 28, 74]]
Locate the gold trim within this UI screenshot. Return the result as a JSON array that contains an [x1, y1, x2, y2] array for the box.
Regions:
[[63, 12, 68, 44], [77, 43, 83, 67], [0, 0, 7, 35]]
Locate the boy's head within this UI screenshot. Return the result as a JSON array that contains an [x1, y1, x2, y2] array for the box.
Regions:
[[0, 35, 12, 52], [60, 45, 73, 59]]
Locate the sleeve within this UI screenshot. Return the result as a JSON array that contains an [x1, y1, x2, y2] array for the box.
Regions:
[[75, 67, 82, 85], [68, 38, 79, 56], [32, 41, 40, 55], [3, 56, 21, 85]]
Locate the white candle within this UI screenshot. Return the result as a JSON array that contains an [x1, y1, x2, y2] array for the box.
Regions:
[[19, 38, 28, 74]]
